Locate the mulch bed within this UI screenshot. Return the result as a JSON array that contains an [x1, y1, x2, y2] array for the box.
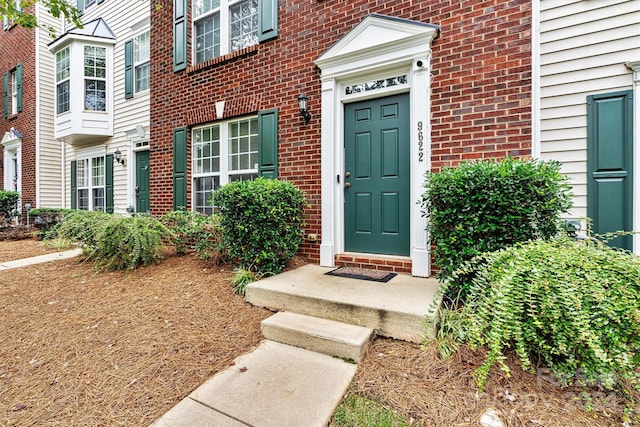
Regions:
[[1, 239, 637, 426], [0, 246, 272, 426]]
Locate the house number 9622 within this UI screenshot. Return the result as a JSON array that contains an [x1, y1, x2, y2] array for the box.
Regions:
[[417, 121, 424, 162]]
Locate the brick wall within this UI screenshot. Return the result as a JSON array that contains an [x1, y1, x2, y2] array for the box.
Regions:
[[0, 11, 36, 212], [150, 0, 533, 263]]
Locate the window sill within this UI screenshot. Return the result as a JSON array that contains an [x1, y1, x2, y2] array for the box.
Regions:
[[6, 113, 18, 121], [187, 44, 259, 76]]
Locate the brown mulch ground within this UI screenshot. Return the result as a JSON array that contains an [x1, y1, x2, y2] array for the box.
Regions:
[[0, 238, 62, 262], [1, 239, 638, 426]]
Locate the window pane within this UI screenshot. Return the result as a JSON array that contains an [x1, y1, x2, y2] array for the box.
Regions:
[[193, 0, 220, 18], [93, 188, 105, 212], [78, 189, 89, 210], [56, 47, 70, 82], [194, 176, 219, 215], [195, 14, 220, 64], [85, 80, 106, 111], [134, 31, 150, 63], [135, 62, 150, 92], [229, 0, 258, 52], [92, 157, 105, 186], [228, 117, 258, 171]]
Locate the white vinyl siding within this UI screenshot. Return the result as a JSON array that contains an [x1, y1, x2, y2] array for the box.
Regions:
[[538, 0, 640, 219]]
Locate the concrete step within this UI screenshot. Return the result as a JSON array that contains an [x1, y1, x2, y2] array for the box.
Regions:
[[246, 264, 441, 343], [151, 340, 357, 427], [261, 311, 374, 362]]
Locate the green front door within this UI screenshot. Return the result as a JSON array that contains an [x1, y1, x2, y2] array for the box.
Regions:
[[344, 93, 410, 256], [136, 150, 150, 214], [587, 90, 633, 250]]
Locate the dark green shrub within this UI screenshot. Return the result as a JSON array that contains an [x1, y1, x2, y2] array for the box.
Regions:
[[87, 215, 172, 270], [435, 237, 640, 417], [421, 157, 572, 297], [160, 210, 221, 260], [54, 210, 112, 248], [0, 190, 20, 224], [213, 177, 307, 274]]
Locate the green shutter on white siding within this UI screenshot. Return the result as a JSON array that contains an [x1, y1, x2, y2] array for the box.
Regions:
[[173, 0, 188, 72], [124, 40, 134, 99], [258, 109, 278, 179], [3, 72, 8, 118], [105, 154, 114, 213], [71, 160, 77, 209], [15, 64, 22, 113], [173, 127, 188, 210], [258, 0, 278, 42]]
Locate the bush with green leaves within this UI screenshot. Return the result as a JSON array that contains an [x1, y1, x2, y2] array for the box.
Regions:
[[160, 210, 221, 260], [28, 207, 75, 237], [53, 210, 112, 248], [0, 190, 20, 224], [86, 215, 172, 270], [421, 157, 572, 298], [213, 177, 307, 274], [53, 210, 172, 270], [434, 237, 640, 412]]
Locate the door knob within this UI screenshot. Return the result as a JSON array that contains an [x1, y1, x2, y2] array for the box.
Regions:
[[345, 182, 351, 188], [345, 171, 351, 177]]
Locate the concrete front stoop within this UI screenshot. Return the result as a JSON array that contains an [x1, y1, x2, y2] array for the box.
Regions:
[[151, 264, 441, 427]]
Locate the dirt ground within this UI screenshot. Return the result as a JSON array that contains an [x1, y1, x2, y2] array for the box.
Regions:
[[1, 239, 638, 426]]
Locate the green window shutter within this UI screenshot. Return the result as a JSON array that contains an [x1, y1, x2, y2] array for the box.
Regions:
[[15, 64, 22, 113], [258, 0, 278, 42], [76, 0, 84, 15], [173, 0, 188, 72], [124, 40, 134, 99], [258, 109, 278, 179], [3, 72, 8, 118], [71, 160, 77, 209], [105, 154, 114, 213], [173, 127, 188, 210]]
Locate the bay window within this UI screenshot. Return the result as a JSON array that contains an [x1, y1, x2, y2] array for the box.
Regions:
[[55, 47, 70, 114], [84, 46, 107, 111]]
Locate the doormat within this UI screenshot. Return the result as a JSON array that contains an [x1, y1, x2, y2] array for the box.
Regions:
[[325, 266, 397, 283]]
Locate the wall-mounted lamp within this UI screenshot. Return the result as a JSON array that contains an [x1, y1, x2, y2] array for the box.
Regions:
[[114, 148, 126, 166], [298, 92, 311, 123]]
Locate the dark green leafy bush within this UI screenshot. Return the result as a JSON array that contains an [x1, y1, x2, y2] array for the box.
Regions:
[[54, 211, 172, 270], [213, 177, 307, 274], [160, 210, 221, 260], [435, 237, 640, 415], [421, 158, 572, 298], [53, 210, 112, 248], [0, 190, 20, 224], [86, 215, 171, 270]]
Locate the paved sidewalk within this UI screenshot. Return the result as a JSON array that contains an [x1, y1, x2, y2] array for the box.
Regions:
[[0, 248, 83, 271], [151, 340, 357, 427]]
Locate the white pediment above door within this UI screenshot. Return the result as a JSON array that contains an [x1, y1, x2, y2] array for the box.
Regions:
[[315, 14, 440, 76]]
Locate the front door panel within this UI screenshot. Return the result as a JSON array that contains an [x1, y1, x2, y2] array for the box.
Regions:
[[344, 93, 410, 256], [136, 150, 150, 214]]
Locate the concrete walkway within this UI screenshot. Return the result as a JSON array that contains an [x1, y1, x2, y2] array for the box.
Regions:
[[0, 248, 83, 270]]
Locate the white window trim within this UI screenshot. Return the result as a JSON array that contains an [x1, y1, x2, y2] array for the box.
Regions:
[[192, 0, 258, 64], [55, 46, 71, 115], [133, 30, 150, 94], [83, 45, 107, 112], [191, 116, 259, 213], [10, 70, 17, 115]]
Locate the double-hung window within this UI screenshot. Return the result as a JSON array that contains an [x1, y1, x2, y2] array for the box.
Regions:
[[10, 71, 17, 115], [2, 0, 21, 30], [84, 45, 106, 111], [193, 0, 258, 64], [55, 47, 71, 114], [134, 31, 150, 93], [193, 116, 259, 214], [76, 156, 105, 211]]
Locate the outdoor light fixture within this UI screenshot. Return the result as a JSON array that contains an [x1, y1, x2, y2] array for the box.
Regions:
[[114, 148, 125, 166], [298, 92, 311, 123]]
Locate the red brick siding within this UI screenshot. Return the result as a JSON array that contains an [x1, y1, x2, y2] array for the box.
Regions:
[[0, 12, 37, 213], [150, 0, 533, 264]]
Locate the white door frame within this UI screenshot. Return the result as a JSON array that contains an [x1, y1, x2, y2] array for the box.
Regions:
[[315, 14, 439, 277]]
